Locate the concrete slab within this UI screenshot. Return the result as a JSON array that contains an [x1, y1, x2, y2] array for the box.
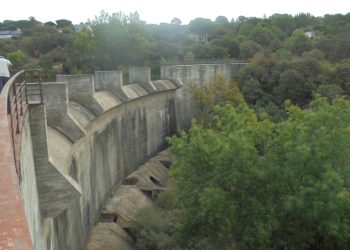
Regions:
[[86, 223, 134, 250], [94, 91, 122, 111], [101, 185, 152, 228], [47, 126, 72, 173]]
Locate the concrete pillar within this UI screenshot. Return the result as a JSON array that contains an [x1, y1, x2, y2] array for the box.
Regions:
[[94, 71, 128, 102], [94, 71, 123, 91], [128, 67, 157, 93], [41, 83, 84, 142], [56, 75, 103, 115]]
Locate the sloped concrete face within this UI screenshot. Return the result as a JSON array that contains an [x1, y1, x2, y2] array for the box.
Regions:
[[29, 105, 82, 218]]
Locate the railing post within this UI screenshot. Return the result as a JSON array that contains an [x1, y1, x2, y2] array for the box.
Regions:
[[39, 69, 43, 104], [19, 81, 24, 116], [12, 82, 20, 133]]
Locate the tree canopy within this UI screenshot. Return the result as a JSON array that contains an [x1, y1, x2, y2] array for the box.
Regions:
[[132, 91, 350, 249]]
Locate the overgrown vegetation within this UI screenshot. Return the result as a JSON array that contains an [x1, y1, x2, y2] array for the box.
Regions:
[[131, 75, 350, 249], [1, 13, 350, 95]]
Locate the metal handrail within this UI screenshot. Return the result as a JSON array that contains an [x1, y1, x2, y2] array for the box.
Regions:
[[160, 58, 249, 66], [3, 69, 43, 178]]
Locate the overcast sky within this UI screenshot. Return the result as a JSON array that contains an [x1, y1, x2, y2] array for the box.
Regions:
[[1, 0, 349, 24]]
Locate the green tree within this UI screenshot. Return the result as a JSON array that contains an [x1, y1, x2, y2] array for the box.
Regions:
[[190, 74, 246, 125], [70, 27, 96, 73], [239, 40, 262, 59], [270, 14, 296, 37], [286, 29, 312, 56], [317, 84, 344, 101], [188, 18, 215, 43], [55, 19, 73, 29], [211, 33, 240, 58], [169, 104, 272, 249], [7, 49, 25, 67], [249, 23, 276, 46], [167, 96, 350, 249], [131, 188, 180, 250]]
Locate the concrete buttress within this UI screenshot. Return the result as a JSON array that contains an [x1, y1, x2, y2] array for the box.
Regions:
[[29, 104, 82, 218]]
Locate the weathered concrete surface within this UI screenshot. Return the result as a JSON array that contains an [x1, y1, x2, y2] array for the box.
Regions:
[[41, 83, 85, 142], [120, 84, 148, 99], [101, 185, 153, 228], [43, 89, 178, 249], [94, 91, 122, 111], [86, 223, 134, 250], [47, 126, 73, 173], [125, 162, 168, 192], [19, 111, 43, 250], [56, 74, 103, 115], [94, 71, 123, 92], [29, 104, 82, 218], [68, 102, 96, 129], [86, 149, 174, 249], [161, 63, 246, 129], [129, 67, 157, 93]]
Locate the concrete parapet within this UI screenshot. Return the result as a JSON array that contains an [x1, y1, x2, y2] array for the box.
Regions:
[[94, 71, 123, 91], [129, 67, 151, 83], [160, 63, 248, 84], [129, 67, 157, 93], [29, 104, 82, 218], [56, 74, 103, 115], [41, 83, 84, 142]]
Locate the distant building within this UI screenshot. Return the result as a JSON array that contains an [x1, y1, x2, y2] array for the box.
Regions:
[[305, 30, 316, 38], [0, 28, 23, 39]]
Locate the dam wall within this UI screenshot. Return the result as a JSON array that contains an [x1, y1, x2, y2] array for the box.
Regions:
[[0, 63, 246, 250], [161, 63, 246, 129]]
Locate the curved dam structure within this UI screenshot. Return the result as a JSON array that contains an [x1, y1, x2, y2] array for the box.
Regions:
[[0, 63, 246, 249]]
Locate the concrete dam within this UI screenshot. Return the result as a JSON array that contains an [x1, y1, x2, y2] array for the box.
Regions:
[[0, 63, 246, 250]]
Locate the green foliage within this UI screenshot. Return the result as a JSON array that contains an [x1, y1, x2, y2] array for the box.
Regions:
[[286, 29, 312, 56], [169, 104, 272, 249], [1, 12, 350, 110], [6, 49, 25, 66], [190, 75, 246, 125], [239, 40, 262, 59], [131, 206, 179, 250], [130, 186, 180, 250], [55, 19, 73, 29], [166, 96, 350, 249], [317, 84, 344, 101]]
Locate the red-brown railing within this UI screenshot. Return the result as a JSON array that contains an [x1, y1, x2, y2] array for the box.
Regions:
[[6, 69, 43, 178]]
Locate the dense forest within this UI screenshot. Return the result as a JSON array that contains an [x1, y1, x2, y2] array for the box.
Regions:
[[1, 12, 350, 116], [2, 12, 350, 249]]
